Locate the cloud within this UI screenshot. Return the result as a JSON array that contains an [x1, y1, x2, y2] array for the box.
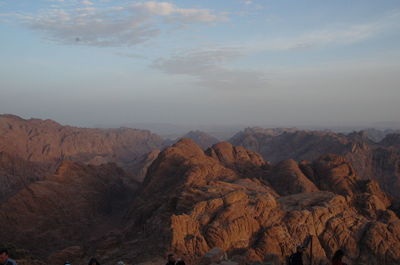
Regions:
[[133, 2, 227, 23], [151, 11, 400, 90], [152, 48, 268, 90], [81, 0, 94, 5], [7, 1, 227, 47], [250, 11, 400, 52]]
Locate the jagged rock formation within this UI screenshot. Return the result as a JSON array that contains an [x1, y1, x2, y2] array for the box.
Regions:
[[94, 139, 400, 265], [229, 127, 400, 200]]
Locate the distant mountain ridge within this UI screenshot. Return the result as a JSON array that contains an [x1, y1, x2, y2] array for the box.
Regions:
[[0, 114, 165, 165], [229, 127, 400, 200]]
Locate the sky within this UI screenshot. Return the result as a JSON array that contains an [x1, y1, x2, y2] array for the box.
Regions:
[[1, 0, 400, 128]]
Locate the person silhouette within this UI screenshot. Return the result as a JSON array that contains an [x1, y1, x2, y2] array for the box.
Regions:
[[0, 249, 17, 265]]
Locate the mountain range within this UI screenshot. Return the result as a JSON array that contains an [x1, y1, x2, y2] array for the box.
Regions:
[[0, 114, 400, 265]]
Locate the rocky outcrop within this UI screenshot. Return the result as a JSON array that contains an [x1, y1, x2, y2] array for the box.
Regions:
[[114, 139, 400, 265], [310, 155, 359, 197], [206, 142, 267, 177], [265, 159, 318, 196]]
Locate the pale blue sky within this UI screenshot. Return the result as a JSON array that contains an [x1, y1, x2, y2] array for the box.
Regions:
[[1, 0, 400, 127]]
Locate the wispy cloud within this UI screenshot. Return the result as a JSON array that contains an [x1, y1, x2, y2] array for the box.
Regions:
[[5, 1, 227, 47], [81, 0, 94, 5], [151, 11, 400, 90], [250, 11, 400, 52], [133, 2, 227, 23], [152, 48, 268, 90]]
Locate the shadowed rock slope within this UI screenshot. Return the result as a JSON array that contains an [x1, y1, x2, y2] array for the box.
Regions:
[[0, 160, 138, 263], [0, 152, 49, 200]]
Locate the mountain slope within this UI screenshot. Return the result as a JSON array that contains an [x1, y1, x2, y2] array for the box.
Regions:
[[0, 160, 138, 262]]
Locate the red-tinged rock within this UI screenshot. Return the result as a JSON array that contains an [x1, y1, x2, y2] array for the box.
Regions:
[[0, 114, 165, 176]]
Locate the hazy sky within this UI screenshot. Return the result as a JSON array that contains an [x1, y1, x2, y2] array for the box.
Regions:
[[1, 0, 400, 128]]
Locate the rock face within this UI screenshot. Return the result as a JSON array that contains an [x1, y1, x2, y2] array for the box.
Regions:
[[125, 149, 161, 182], [96, 139, 400, 265], [266, 159, 318, 196], [229, 127, 400, 200]]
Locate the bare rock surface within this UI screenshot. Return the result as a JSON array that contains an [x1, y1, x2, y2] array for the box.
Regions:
[[1, 133, 400, 265], [101, 139, 400, 265]]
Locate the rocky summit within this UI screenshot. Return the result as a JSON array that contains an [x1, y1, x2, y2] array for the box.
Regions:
[[108, 139, 399, 265]]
